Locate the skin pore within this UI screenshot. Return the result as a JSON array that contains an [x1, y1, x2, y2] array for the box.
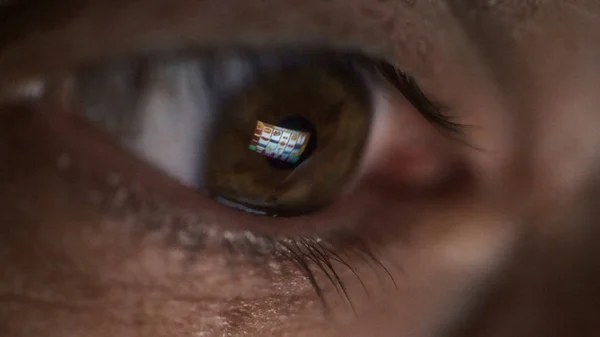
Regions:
[[1, 0, 600, 336]]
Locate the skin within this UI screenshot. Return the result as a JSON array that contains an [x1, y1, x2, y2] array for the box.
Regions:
[[1, 0, 600, 336]]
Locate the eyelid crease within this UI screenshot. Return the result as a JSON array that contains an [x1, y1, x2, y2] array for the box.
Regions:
[[0, 0, 435, 83], [5, 49, 463, 140]]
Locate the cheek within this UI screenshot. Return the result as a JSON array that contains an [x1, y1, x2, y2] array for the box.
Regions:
[[0, 104, 149, 298]]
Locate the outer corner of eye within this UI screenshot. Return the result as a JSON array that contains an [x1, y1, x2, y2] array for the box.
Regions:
[[68, 48, 443, 219]]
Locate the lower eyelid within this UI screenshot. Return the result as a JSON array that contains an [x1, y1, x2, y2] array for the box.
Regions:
[[31, 85, 408, 236], [29, 98, 347, 237]]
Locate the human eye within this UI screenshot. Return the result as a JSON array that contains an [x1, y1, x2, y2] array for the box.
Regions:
[[2, 1, 566, 336], [16, 45, 467, 296], [72, 49, 464, 215]]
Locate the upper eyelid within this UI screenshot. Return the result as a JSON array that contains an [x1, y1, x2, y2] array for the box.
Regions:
[[0, 0, 432, 82]]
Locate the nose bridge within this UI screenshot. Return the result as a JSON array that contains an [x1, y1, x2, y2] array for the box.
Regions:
[[514, 37, 600, 239], [437, 3, 600, 336], [446, 0, 600, 233]]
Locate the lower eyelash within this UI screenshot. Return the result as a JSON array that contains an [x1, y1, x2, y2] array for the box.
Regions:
[[275, 236, 399, 312], [190, 229, 398, 312], [58, 151, 397, 310]]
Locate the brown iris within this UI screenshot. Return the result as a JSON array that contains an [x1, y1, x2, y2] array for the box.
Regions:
[[204, 61, 372, 216]]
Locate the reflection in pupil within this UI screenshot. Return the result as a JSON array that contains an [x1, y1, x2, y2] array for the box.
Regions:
[[248, 116, 317, 170]]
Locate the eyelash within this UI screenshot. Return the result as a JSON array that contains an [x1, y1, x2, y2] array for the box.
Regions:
[[367, 60, 464, 135]]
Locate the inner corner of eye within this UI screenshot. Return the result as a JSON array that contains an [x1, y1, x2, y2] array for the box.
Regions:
[[71, 48, 398, 218]]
